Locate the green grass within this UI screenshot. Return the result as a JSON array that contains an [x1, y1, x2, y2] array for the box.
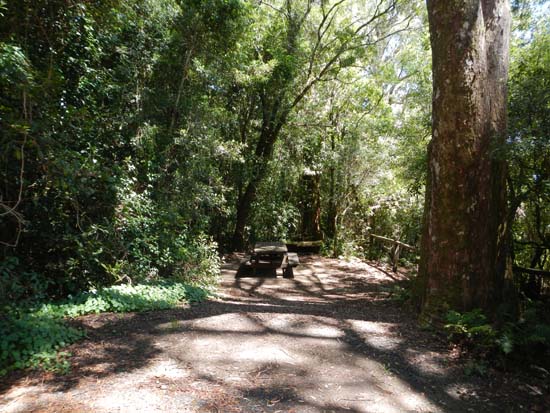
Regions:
[[1, 282, 210, 376]]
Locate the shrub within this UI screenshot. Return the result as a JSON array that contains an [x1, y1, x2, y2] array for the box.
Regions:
[[35, 282, 210, 318], [501, 300, 550, 360], [0, 257, 52, 307], [445, 309, 497, 354], [160, 233, 221, 286], [445, 305, 550, 369], [0, 281, 210, 376], [0, 313, 84, 376]]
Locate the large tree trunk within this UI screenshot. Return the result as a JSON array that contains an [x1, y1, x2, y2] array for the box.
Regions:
[[417, 0, 514, 317]]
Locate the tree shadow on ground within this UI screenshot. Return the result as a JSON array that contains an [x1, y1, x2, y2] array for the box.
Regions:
[[0, 255, 533, 412]]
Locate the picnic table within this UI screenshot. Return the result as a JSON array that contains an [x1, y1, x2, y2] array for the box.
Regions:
[[236, 242, 299, 278]]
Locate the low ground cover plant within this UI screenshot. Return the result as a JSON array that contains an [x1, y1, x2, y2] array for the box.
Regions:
[[444, 303, 550, 374], [0, 282, 210, 376]]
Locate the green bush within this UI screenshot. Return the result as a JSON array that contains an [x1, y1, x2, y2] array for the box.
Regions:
[[0, 257, 52, 307], [0, 313, 84, 376], [35, 282, 210, 318], [160, 233, 221, 286], [445, 305, 550, 368], [0, 281, 210, 376], [445, 309, 497, 353], [500, 301, 550, 358], [97, 177, 221, 287]]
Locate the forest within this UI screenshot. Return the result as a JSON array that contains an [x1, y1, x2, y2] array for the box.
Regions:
[[1, 0, 549, 411]]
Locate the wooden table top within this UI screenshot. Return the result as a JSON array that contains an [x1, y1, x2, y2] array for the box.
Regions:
[[253, 241, 288, 254]]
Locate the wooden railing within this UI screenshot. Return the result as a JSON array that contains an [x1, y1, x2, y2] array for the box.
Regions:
[[513, 266, 550, 279], [368, 233, 417, 272], [368, 234, 550, 281]]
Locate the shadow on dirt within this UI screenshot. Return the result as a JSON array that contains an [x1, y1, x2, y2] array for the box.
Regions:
[[0, 255, 532, 412]]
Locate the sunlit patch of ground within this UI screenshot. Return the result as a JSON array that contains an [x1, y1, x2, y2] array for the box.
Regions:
[[1, 255, 541, 412]]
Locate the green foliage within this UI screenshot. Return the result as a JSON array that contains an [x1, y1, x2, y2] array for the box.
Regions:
[[0, 0, 547, 382], [250, 163, 301, 243], [335, 238, 367, 260], [1, 0, 429, 293], [445, 306, 550, 367], [389, 284, 412, 303], [0, 281, 210, 376], [508, 15, 550, 277], [1, 0, 546, 380], [0, 313, 84, 376], [463, 360, 488, 377], [168, 234, 221, 285], [0, 257, 52, 305], [445, 310, 497, 352], [35, 282, 210, 318], [0, 42, 33, 86], [501, 301, 550, 357], [0, 0, 229, 298]]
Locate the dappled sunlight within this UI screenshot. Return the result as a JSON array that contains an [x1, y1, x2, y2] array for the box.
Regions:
[[224, 254, 400, 306], [2, 0, 546, 409], [347, 319, 403, 351], [1, 255, 492, 412], [444, 382, 481, 402], [93, 385, 170, 412], [158, 311, 441, 413], [300, 322, 343, 339], [146, 358, 190, 380], [161, 312, 266, 334], [404, 348, 450, 378]]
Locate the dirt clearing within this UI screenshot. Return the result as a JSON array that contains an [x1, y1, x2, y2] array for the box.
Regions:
[[1, 255, 547, 412]]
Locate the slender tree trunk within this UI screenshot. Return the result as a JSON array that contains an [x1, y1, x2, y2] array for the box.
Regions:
[[301, 172, 322, 241], [327, 166, 337, 238], [169, 46, 194, 134], [326, 130, 337, 239], [417, 0, 514, 317], [231, 124, 282, 250], [232, 181, 257, 251]]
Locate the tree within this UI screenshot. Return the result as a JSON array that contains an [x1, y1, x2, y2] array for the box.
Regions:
[[417, 0, 514, 317], [507, 20, 550, 297], [229, 0, 412, 250], [0, 0, 233, 298]]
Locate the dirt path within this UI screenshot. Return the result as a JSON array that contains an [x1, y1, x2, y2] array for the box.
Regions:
[[1, 255, 547, 412]]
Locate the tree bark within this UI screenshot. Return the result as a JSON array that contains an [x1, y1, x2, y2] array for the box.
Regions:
[[301, 172, 322, 241], [231, 118, 283, 251], [326, 122, 338, 240], [232, 179, 257, 252], [417, 0, 513, 317]]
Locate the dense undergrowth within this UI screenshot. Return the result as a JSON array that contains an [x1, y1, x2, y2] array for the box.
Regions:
[[0, 282, 210, 376], [443, 302, 550, 374]]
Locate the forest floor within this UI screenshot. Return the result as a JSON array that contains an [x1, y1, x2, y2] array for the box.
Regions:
[[1, 255, 548, 413]]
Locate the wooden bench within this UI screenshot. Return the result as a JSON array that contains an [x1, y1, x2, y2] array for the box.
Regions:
[[281, 252, 299, 278], [235, 248, 300, 279], [236, 255, 252, 278]]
